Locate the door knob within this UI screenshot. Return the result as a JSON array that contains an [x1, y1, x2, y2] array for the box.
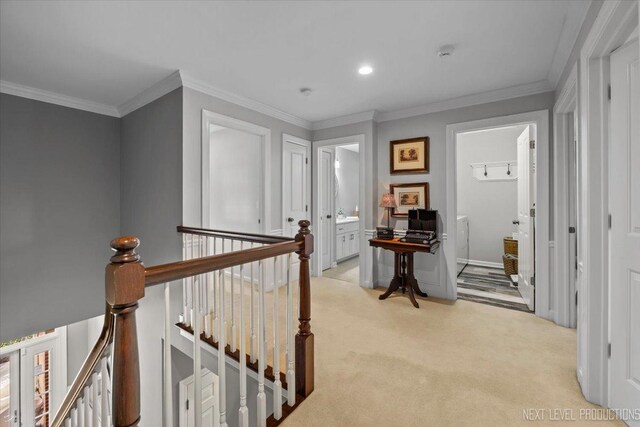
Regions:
[[512, 220, 520, 225], [327, 215, 332, 219], [287, 217, 295, 222]]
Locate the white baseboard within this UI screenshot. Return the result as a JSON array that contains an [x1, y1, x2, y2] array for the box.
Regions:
[[466, 259, 504, 269]]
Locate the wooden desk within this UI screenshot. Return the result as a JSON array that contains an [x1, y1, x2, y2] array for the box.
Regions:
[[369, 237, 433, 308]]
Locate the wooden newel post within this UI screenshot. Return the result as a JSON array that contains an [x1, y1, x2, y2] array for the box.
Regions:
[[295, 220, 314, 397], [106, 236, 145, 427]]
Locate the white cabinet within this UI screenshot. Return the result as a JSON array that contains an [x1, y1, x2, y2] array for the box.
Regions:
[[336, 220, 359, 261]]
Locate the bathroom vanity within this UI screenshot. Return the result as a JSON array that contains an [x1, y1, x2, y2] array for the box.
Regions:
[[336, 217, 360, 261]]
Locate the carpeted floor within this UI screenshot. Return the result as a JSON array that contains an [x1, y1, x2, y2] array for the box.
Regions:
[[322, 256, 359, 284], [282, 276, 622, 426]]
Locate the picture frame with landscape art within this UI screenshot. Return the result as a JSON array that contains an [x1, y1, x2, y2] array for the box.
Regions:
[[390, 136, 429, 174], [389, 182, 429, 217]]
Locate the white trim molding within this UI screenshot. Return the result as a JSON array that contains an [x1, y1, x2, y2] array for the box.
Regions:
[[547, 0, 593, 88], [201, 109, 272, 232], [118, 70, 183, 117], [445, 110, 550, 318], [311, 110, 378, 131], [312, 134, 370, 288], [182, 73, 311, 130], [377, 80, 552, 123], [553, 62, 578, 330], [0, 80, 120, 117], [577, 0, 638, 407]]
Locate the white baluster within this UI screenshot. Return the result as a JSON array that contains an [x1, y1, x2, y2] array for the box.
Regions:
[[257, 260, 267, 427], [92, 372, 99, 426], [199, 236, 207, 335], [193, 253, 202, 427], [84, 386, 91, 426], [182, 234, 188, 325], [100, 358, 109, 427], [238, 242, 249, 427], [212, 237, 218, 343], [203, 237, 211, 338], [71, 407, 78, 427], [207, 236, 215, 340], [230, 239, 237, 353], [273, 257, 282, 419], [65, 417, 71, 427], [77, 396, 85, 427], [164, 281, 173, 427], [218, 269, 228, 427], [250, 243, 257, 363], [286, 253, 295, 406]]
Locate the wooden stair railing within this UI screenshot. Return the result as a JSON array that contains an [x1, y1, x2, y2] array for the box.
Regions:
[[52, 221, 314, 427]]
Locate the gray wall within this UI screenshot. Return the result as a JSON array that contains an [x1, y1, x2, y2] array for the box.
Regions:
[[120, 88, 184, 427], [182, 87, 311, 231], [375, 91, 555, 298], [457, 126, 524, 264], [335, 147, 359, 215], [0, 93, 120, 342]]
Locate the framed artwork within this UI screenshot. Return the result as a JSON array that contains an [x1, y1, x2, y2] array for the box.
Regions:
[[390, 136, 429, 174], [389, 182, 430, 217]]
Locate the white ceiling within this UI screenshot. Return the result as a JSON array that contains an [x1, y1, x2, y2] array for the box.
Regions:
[[0, 1, 586, 124]]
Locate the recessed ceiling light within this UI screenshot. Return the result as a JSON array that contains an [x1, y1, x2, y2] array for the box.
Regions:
[[299, 87, 313, 96], [358, 65, 373, 75]]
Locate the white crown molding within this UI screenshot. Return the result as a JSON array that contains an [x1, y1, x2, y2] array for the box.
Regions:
[[547, 0, 592, 88], [375, 80, 552, 123], [180, 72, 312, 130], [311, 110, 378, 131], [117, 70, 183, 117], [0, 80, 120, 117]]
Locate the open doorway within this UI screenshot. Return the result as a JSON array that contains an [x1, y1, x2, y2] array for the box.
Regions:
[[455, 125, 534, 312], [446, 110, 549, 317], [313, 138, 363, 285]]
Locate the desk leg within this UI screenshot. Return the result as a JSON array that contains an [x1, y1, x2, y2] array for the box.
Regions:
[[379, 252, 402, 300], [407, 253, 429, 298]]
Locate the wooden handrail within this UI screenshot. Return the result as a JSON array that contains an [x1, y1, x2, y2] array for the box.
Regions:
[[144, 239, 302, 287], [53, 222, 314, 426], [177, 225, 292, 244], [51, 304, 115, 427]]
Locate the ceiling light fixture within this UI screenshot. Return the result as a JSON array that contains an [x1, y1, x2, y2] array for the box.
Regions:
[[299, 87, 313, 96], [358, 65, 373, 75]]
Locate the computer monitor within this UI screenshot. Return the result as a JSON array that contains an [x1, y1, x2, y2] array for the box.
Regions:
[[408, 209, 437, 232]]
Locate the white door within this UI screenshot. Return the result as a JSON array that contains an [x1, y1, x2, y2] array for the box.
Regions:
[[179, 369, 219, 427], [0, 352, 19, 427], [517, 125, 535, 311], [283, 136, 310, 281], [320, 148, 334, 271], [609, 38, 640, 422], [283, 138, 310, 237], [209, 127, 263, 233], [568, 113, 578, 327]]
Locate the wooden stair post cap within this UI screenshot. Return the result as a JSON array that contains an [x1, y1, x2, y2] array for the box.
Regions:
[[110, 236, 140, 263]]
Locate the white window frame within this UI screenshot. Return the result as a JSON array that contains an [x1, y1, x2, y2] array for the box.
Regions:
[[0, 327, 67, 426]]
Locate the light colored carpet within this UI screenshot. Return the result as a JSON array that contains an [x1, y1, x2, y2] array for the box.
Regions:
[[322, 256, 359, 284], [282, 276, 621, 427]]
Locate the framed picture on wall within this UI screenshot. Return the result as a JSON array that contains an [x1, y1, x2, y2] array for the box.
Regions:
[[390, 136, 429, 174], [390, 182, 430, 217]]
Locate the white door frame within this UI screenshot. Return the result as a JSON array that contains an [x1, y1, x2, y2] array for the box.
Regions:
[[577, 0, 638, 406], [282, 134, 311, 234], [201, 109, 271, 232], [311, 134, 367, 285], [445, 110, 550, 314], [553, 64, 578, 328], [0, 328, 67, 427]]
